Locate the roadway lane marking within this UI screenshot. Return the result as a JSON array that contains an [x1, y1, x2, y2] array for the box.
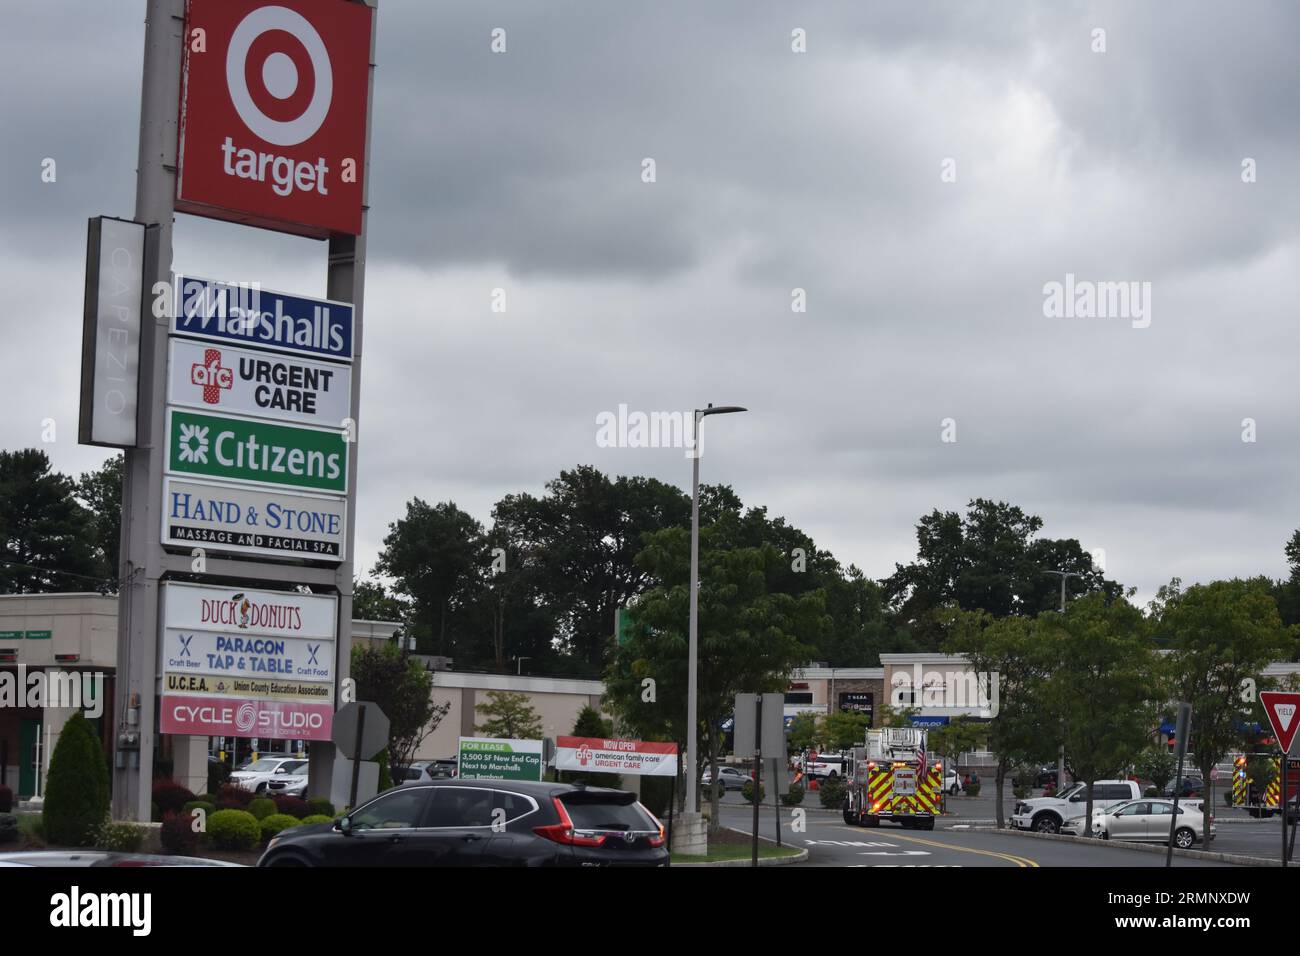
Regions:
[[831, 825, 1038, 867]]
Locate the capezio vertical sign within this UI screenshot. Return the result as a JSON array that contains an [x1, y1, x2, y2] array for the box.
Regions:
[[176, 0, 374, 238], [79, 217, 147, 448]]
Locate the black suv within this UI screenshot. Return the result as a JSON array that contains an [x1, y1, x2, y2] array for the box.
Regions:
[[257, 779, 667, 867]]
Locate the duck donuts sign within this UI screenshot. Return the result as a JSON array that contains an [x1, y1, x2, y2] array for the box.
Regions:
[[176, 0, 373, 237]]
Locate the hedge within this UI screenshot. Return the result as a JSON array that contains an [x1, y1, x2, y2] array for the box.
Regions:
[[247, 797, 277, 821], [259, 813, 303, 843], [43, 713, 109, 846], [152, 779, 196, 816], [306, 798, 336, 818], [208, 809, 261, 850], [161, 811, 200, 856], [272, 794, 309, 819], [300, 814, 334, 826]]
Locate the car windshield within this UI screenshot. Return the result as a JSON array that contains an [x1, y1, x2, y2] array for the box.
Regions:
[[561, 797, 656, 832], [1055, 784, 1085, 800], [243, 759, 284, 773], [280, 761, 308, 775]]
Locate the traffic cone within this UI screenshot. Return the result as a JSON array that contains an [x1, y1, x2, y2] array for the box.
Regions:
[[810, 777, 819, 791]]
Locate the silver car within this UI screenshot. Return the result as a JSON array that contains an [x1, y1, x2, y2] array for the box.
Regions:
[[1091, 799, 1214, 848]]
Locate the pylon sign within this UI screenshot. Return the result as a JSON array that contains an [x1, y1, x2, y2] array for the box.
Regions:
[[1260, 692, 1300, 756], [176, 0, 373, 237]]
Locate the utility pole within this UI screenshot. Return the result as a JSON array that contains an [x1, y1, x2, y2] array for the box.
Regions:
[[1043, 569, 1084, 798]]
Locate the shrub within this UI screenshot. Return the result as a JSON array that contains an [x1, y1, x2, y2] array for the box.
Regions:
[[376, 748, 393, 792], [92, 819, 146, 853], [183, 800, 216, 817], [43, 712, 109, 847], [19, 814, 45, 847], [160, 811, 200, 856], [306, 798, 336, 818], [1144, 786, 1159, 798], [216, 783, 254, 811], [0, 784, 13, 813], [741, 779, 766, 804], [272, 794, 310, 819], [259, 813, 302, 843], [0, 813, 17, 844], [200, 793, 217, 805], [781, 783, 805, 806], [300, 814, 334, 826], [207, 759, 231, 795], [965, 782, 982, 797], [819, 778, 847, 809], [248, 797, 277, 821], [208, 809, 260, 851], [152, 779, 196, 816]]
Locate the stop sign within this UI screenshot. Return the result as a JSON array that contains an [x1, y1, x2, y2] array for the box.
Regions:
[[331, 700, 389, 760]]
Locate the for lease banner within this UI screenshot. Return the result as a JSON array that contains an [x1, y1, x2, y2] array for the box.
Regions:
[[161, 581, 337, 640], [457, 737, 544, 781], [554, 736, 679, 777]]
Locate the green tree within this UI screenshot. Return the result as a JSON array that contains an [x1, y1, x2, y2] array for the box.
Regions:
[[351, 577, 407, 622], [788, 713, 817, 753], [603, 527, 820, 829], [885, 499, 1120, 649], [1151, 577, 1291, 839], [1040, 593, 1159, 833], [1135, 748, 1177, 793], [491, 466, 690, 673], [475, 690, 544, 739], [76, 455, 122, 592], [816, 711, 871, 750], [927, 716, 987, 792], [350, 643, 451, 779], [0, 450, 99, 593], [43, 713, 109, 845], [375, 498, 486, 658], [944, 610, 1058, 826]]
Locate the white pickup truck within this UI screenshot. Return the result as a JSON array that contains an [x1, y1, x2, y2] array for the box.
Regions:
[[1011, 780, 1142, 834]]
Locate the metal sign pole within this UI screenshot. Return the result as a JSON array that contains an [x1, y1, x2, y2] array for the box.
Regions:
[[1281, 753, 1288, 867], [1165, 702, 1191, 867], [751, 695, 762, 867]]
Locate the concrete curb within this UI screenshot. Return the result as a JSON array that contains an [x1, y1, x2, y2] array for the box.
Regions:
[[985, 826, 1282, 867], [671, 826, 808, 867]]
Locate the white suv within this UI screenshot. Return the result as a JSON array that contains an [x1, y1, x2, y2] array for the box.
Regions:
[[229, 757, 306, 794], [1012, 780, 1142, 834]]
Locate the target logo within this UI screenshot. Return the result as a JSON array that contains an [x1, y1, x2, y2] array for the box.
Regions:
[[177, 0, 373, 238]]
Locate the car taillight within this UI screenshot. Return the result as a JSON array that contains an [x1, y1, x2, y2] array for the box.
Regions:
[[534, 798, 607, 847], [648, 824, 665, 848]]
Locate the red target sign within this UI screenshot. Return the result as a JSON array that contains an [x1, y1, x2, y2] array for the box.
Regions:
[[176, 0, 373, 238]]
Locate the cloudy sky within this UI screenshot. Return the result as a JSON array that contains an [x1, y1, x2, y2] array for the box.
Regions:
[[3, 1, 1299, 604]]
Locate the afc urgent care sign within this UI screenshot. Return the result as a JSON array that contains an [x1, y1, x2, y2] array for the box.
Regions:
[[177, 0, 372, 237]]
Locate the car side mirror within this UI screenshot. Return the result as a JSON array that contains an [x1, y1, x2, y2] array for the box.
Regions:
[[336, 816, 352, 835]]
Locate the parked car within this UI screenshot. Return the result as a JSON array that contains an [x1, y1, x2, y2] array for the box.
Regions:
[[807, 754, 850, 780], [1161, 777, 1205, 798], [1089, 799, 1214, 848], [943, 767, 964, 796], [229, 756, 306, 794], [257, 780, 667, 867], [1011, 780, 1142, 834], [701, 766, 750, 792], [265, 759, 311, 797], [0, 851, 242, 867], [398, 760, 457, 785]]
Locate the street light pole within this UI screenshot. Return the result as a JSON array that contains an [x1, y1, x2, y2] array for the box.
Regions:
[[1044, 568, 1085, 795], [685, 404, 746, 816]]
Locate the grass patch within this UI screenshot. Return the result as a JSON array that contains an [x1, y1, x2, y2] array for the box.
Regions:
[[671, 827, 802, 864]]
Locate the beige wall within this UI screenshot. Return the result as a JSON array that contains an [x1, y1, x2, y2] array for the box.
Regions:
[[415, 674, 605, 760], [0, 593, 118, 669]]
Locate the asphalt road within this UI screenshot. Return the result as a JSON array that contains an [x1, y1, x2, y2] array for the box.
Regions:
[[714, 801, 1262, 867]]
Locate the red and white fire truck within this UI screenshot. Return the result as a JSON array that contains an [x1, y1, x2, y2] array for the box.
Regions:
[[843, 727, 944, 830]]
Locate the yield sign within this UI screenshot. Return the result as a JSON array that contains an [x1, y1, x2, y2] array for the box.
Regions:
[[1260, 692, 1300, 756]]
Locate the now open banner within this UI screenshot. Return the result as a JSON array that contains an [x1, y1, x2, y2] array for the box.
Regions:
[[555, 736, 678, 777]]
